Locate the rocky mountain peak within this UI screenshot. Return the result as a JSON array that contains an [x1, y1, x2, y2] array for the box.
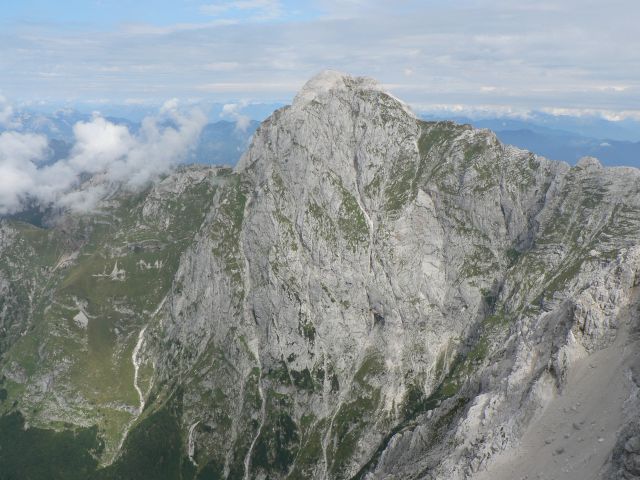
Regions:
[[293, 69, 381, 106], [238, 69, 419, 209], [576, 155, 603, 170]]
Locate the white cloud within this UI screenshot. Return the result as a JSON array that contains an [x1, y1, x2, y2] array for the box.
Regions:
[[594, 85, 629, 92], [160, 98, 180, 114], [2, 0, 640, 113], [0, 96, 19, 129], [120, 19, 237, 35], [204, 62, 240, 72], [0, 103, 206, 214], [234, 115, 252, 132], [539, 107, 640, 122], [124, 98, 147, 105], [415, 103, 640, 123], [200, 0, 283, 20], [196, 81, 302, 94], [220, 101, 253, 132], [0, 131, 49, 164], [414, 103, 534, 120], [0, 132, 51, 213]]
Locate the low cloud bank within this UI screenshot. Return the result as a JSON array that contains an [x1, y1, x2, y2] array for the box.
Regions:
[[0, 100, 206, 214], [0, 96, 17, 128]]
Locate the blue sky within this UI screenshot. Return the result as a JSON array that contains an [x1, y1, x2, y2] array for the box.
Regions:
[[1, 0, 639, 119], [1, 0, 317, 28]]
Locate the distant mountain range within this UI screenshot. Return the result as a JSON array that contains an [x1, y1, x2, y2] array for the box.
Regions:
[[188, 119, 259, 165], [421, 113, 640, 167]]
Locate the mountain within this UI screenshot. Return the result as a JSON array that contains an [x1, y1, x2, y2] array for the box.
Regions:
[[1, 71, 639, 480], [435, 113, 640, 143], [188, 120, 259, 165], [495, 128, 640, 167], [421, 114, 640, 167]]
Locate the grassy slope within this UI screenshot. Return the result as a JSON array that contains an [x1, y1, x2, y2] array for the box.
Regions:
[[0, 167, 220, 467]]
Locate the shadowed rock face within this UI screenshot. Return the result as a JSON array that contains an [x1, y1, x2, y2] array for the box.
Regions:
[[1, 72, 639, 480]]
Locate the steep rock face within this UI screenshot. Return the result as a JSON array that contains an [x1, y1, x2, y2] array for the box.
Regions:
[[1, 72, 639, 480], [367, 151, 640, 479], [148, 72, 639, 479]]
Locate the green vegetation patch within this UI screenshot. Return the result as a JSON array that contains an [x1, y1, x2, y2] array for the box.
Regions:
[[286, 419, 326, 479], [506, 247, 522, 267], [209, 173, 248, 298], [250, 392, 300, 477], [326, 173, 369, 249], [226, 368, 262, 479], [0, 411, 102, 480], [384, 154, 418, 214], [1, 170, 218, 458], [96, 394, 194, 480], [330, 387, 382, 477], [306, 200, 336, 244], [328, 350, 385, 476], [298, 317, 316, 344]]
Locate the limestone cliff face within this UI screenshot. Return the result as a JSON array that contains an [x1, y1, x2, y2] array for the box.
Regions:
[[1, 72, 639, 480]]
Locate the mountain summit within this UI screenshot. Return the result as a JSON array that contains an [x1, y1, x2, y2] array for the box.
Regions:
[[294, 70, 382, 103], [1, 73, 639, 480]]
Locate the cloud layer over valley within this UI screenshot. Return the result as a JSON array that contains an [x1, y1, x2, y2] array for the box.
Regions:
[[0, 101, 206, 214]]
